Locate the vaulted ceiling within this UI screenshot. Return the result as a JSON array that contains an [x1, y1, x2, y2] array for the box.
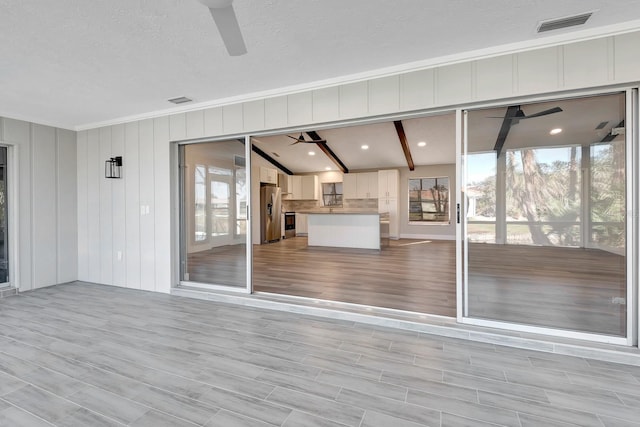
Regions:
[[1, 0, 640, 130]]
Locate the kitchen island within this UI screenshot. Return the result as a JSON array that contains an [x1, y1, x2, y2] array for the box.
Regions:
[[304, 210, 389, 250]]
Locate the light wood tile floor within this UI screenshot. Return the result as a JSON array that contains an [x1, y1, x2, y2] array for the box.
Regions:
[[0, 284, 639, 426], [188, 238, 626, 336]]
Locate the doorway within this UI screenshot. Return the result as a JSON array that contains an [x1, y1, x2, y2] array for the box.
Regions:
[[249, 113, 458, 316]]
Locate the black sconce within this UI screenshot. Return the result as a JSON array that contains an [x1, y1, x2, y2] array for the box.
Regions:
[[105, 156, 123, 179]]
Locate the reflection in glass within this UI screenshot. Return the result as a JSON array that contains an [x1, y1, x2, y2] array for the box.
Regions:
[[465, 93, 627, 336], [181, 141, 247, 288], [505, 146, 581, 246]]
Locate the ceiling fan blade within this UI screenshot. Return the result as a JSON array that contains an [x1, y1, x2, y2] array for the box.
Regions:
[[208, 5, 247, 56], [523, 107, 563, 119], [285, 135, 299, 141]]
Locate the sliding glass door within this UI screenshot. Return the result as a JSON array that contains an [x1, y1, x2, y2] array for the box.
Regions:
[[462, 92, 631, 340], [179, 140, 248, 289]]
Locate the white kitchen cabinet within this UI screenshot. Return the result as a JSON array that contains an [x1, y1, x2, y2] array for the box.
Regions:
[[290, 176, 302, 199], [287, 175, 318, 200], [259, 166, 277, 184], [378, 169, 399, 199], [343, 174, 357, 199], [301, 175, 318, 200], [278, 173, 291, 199], [344, 172, 377, 199], [357, 172, 378, 198], [378, 169, 399, 239], [295, 213, 308, 235], [378, 196, 399, 239]]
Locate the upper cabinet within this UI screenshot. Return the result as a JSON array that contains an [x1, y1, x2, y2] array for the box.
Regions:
[[279, 174, 318, 200], [343, 172, 378, 199], [259, 166, 278, 184], [301, 175, 318, 200], [378, 169, 399, 200]]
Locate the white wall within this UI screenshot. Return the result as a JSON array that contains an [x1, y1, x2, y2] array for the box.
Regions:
[[77, 119, 170, 293], [77, 30, 640, 293], [0, 117, 77, 291]]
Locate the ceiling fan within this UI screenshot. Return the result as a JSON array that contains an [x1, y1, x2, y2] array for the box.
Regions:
[[287, 133, 327, 145], [490, 105, 563, 124], [197, 0, 247, 56]]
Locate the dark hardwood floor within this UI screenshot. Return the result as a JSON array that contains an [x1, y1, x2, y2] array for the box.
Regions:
[[186, 237, 627, 336]]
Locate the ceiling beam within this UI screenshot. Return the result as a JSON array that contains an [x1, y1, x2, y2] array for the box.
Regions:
[[238, 139, 294, 175], [393, 121, 415, 171], [306, 131, 349, 174], [601, 119, 625, 142], [494, 105, 520, 158]]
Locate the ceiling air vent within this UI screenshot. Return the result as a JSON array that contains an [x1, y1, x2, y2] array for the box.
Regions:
[[168, 96, 193, 104], [537, 12, 592, 33]]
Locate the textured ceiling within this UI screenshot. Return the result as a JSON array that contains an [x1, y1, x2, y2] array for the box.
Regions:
[[1, 0, 640, 129]]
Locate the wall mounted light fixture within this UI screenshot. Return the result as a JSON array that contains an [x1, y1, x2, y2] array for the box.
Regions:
[[105, 156, 123, 178]]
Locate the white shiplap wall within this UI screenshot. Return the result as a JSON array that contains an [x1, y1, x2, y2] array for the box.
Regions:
[[0, 117, 77, 291], [77, 31, 640, 293]]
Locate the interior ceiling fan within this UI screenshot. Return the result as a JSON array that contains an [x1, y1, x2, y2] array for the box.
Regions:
[[197, 0, 247, 56], [287, 133, 326, 145], [490, 105, 563, 125]]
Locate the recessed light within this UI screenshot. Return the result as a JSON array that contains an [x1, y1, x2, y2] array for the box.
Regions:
[[308, 151, 316, 156], [325, 166, 332, 171], [361, 145, 369, 150], [550, 128, 563, 135], [417, 141, 427, 147]]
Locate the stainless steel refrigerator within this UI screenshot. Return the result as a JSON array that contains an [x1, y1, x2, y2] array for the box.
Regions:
[[260, 185, 281, 243]]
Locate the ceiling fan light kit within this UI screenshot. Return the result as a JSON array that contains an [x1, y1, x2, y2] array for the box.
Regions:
[[198, 0, 247, 56]]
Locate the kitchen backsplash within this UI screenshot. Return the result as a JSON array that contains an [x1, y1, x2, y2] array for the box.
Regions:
[[282, 200, 319, 211], [282, 198, 378, 211], [344, 198, 379, 209]]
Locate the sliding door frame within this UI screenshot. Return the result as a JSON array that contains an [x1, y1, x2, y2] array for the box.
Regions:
[[169, 86, 637, 347], [173, 135, 253, 294], [457, 87, 639, 346]]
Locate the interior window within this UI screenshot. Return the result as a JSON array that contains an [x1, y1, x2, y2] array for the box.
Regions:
[[322, 182, 343, 206], [408, 177, 450, 223]]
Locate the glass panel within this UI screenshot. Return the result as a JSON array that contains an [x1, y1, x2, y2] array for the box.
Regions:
[[465, 93, 627, 336], [0, 147, 8, 284], [181, 141, 247, 288]]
